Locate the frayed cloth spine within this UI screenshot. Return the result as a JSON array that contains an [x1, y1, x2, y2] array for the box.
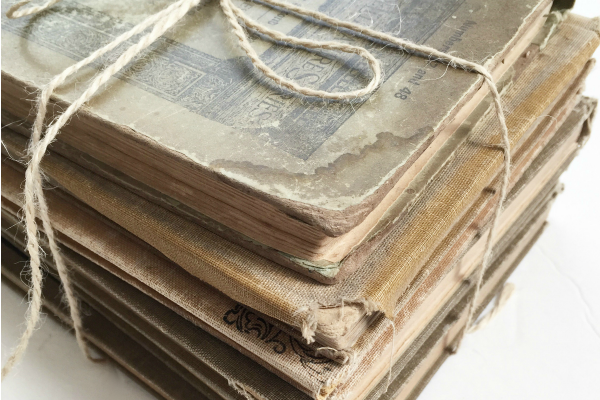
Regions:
[[295, 298, 380, 344], [295, 303, 320, 344]]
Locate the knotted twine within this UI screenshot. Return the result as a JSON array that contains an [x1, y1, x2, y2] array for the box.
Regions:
[[3, 0, 512, 379]]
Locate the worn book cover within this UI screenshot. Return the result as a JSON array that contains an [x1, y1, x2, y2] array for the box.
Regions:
[[1, 0, 552, 278]]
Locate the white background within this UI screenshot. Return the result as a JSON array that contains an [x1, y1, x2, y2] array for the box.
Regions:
[[2, 1, 600, 398]]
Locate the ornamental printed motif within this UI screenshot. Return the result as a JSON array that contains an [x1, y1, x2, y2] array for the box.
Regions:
[[223, 304, 335, 382]]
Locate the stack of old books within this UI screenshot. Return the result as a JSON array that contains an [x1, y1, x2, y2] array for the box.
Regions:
[[2, 0, 598, 398]]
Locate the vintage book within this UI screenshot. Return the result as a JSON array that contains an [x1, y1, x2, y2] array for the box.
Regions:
[[2, 14, 596, 355], [0, 0, 554, 282], [1, 94, 595, 399], [1, 183, 557, 400]]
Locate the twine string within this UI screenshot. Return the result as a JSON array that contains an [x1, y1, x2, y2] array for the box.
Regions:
[[3, 0, 512, 378]]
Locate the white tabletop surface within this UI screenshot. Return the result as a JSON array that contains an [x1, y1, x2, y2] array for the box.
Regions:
[[2, 1, 600, 398]]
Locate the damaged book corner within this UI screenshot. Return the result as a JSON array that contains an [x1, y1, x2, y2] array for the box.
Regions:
[[1, 0, 598, 399]]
